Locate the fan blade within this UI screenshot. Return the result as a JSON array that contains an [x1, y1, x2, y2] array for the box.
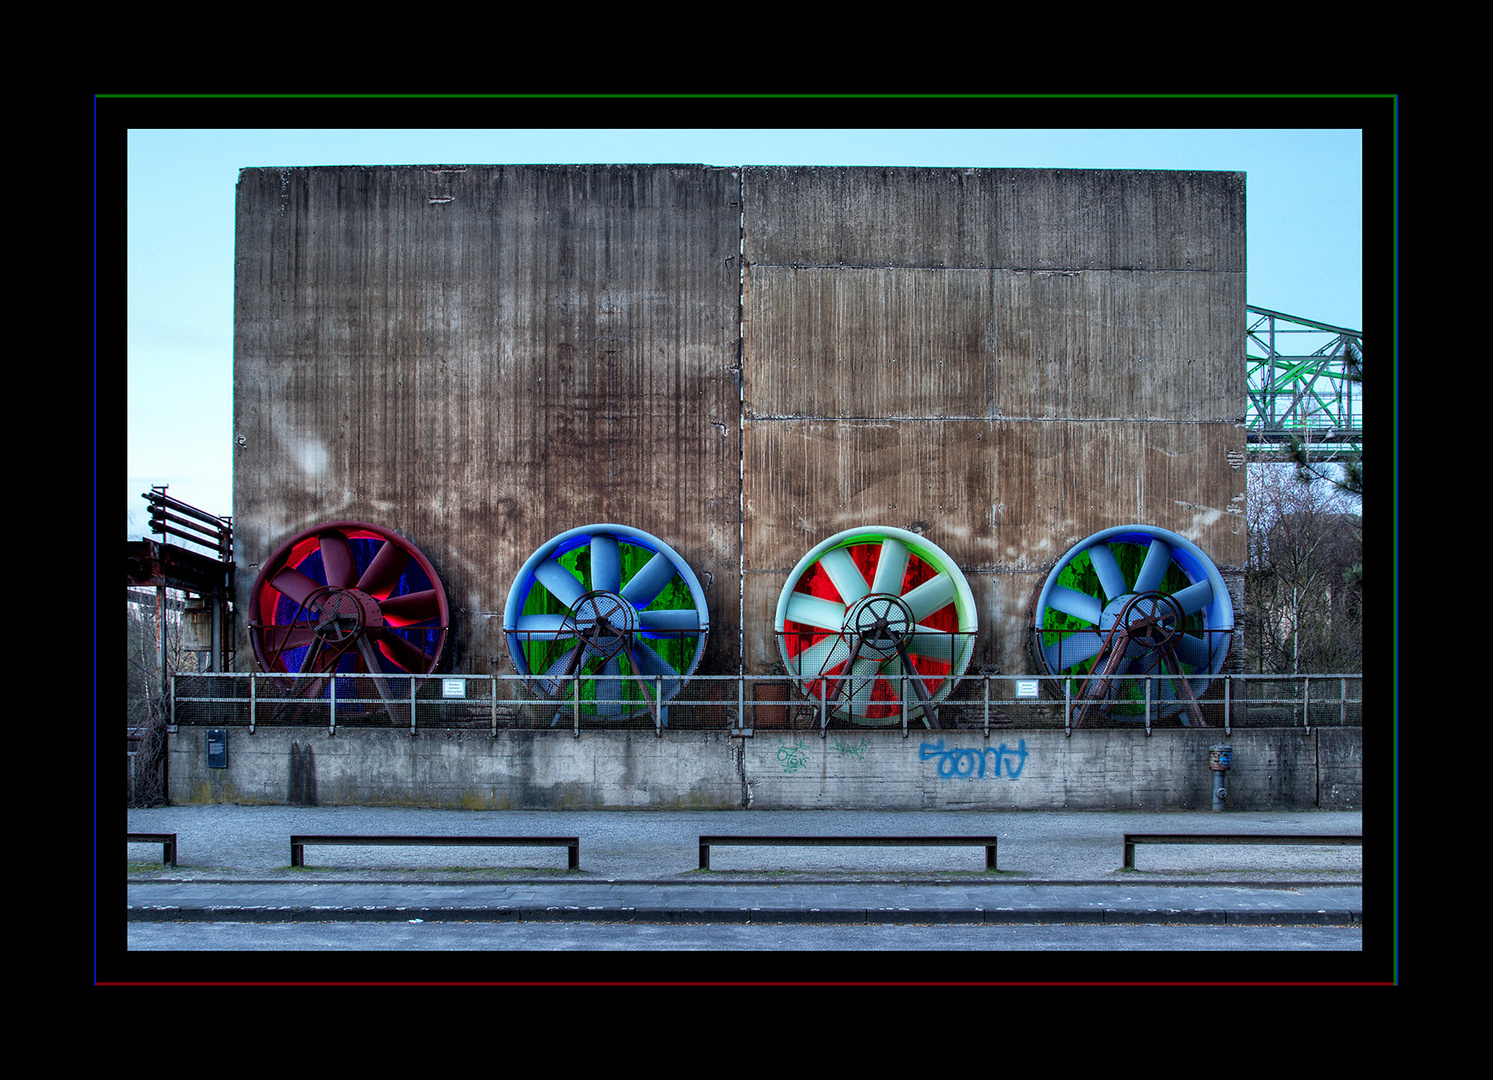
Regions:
[[1169, 580, 1214, 617], [1088, 543, 1128, 602], [870, 538, 910, 596], [1133, 537, 1173, 594], [638, 608, 700, 633], [902, 571, 956, 622], [787, 634, 849, 679], [818, 546, 870, 606], [847, 656, 890, 716], [632, 641, 681, 701], [357, 539, 410, 598], [905, 625, 959, 664], [269, 567, 324, 608], [1042, 631, 1104, 673], [258, 625, 318, 654], [356, 636, 410, 722], [593, 655, 624, 716], [620, 551, 676, 609], [377, 589, 442, 625], [533, 559, 586, 610], [784, 592, 848, 632], [540, 645, 579, 681], [513, 612, 571, 640], [590, 534, 621, 593], [375, 628, 438, 674], [1174, 633, 1212, 671], [319, 530, 358, 589], [1047, 584, 1104, 625]]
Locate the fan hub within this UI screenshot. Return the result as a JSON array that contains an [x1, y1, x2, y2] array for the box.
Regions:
[[571, 590, 639, 656], [1099, 591, 1183, 655], [310, 587, 385, 644], [847, 594, 915, 658]]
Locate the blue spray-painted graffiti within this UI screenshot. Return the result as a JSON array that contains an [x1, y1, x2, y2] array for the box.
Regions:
[[919, 739, 1028, 780]]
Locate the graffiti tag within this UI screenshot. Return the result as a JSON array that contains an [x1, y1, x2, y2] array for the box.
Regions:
[[919, 738, 1028, 780], [777, 741, 811, 773], [833, 736, 870, 760]]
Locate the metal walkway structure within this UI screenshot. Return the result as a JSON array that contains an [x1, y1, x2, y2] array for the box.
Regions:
[[1245, 305, 1363, 462]]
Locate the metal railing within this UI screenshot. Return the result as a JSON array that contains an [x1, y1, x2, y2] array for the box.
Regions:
[[167, 671, 1363, 735]]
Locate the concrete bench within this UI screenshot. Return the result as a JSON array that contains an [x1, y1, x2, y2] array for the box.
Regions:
[[127, 832, 178, 867], [289, 834, 580, 870], [698, 835, 999, 871], [1122, 833, 1363, 870]]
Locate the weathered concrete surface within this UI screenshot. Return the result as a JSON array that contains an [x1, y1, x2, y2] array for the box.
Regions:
[[739, 166, 1246, 674], [741, 166, 1246, 272], [740, 419, 1246, 676], [168, 725, 1357, 813], [233, 164, 743, 676], [234, 163, 1246, 688]]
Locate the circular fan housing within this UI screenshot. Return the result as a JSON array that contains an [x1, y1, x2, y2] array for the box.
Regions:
[[248, 521, 451, 693], [1031, 524, 1234, 724], [504, 525, 710, 721], [775, 527, 978, 726]]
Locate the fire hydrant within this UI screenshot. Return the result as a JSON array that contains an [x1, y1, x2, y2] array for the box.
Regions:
[[1209, 744, 1232, 811]]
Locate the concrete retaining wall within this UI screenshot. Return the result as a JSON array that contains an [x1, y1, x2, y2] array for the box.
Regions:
[[168, 725, 1361, 812]]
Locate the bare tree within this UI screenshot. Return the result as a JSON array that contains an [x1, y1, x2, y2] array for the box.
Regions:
[[127, 589, 198, 807], [1245, 465, 1363, 674]]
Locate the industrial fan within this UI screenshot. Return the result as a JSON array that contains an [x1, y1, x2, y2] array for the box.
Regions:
[[1031, 524, 1234, 726], [775, 527, 978, 728], [504, 525, 710, 725], [247, 521, 450, 717]]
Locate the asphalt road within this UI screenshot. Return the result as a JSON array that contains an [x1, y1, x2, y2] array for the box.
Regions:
[[107, 804, 1389, 982]]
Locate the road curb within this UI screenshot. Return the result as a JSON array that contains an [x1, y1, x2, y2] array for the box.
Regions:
[[125, 903, 1362, 927]]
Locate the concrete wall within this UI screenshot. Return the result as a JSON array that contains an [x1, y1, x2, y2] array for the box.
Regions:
[[739, 166, 1247, 676], [233, 164, 743, 675], [233, 164, 1246, 682], [227, 164, 1255, 812], [168, 725, 1360, 812]]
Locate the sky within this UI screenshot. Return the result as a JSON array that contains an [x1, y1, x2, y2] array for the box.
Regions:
[[121, 123, 1375, 540]]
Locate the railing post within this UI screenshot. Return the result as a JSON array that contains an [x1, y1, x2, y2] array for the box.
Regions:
[[655, 675, 663, 737], [329, 675, 337, 735], [249, 672, 257, 733], [983, 674, 990, 739], [410, 676, 417, 736], [573, 674, 580, 737]]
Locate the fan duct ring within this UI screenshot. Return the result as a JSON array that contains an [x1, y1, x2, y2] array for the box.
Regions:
[[774, 526, 978, 728], [503, 525, 710, 725]]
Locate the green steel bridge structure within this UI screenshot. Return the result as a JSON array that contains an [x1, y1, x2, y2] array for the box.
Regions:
[[1245, 305, 1364, 463]]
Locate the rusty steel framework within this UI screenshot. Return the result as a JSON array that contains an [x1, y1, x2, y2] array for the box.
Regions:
[[1245, 305, 1363, 462], [125, 487, 235, 673]]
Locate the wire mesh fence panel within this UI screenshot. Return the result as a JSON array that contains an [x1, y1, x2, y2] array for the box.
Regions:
[[165, 672, 1362, 732]]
